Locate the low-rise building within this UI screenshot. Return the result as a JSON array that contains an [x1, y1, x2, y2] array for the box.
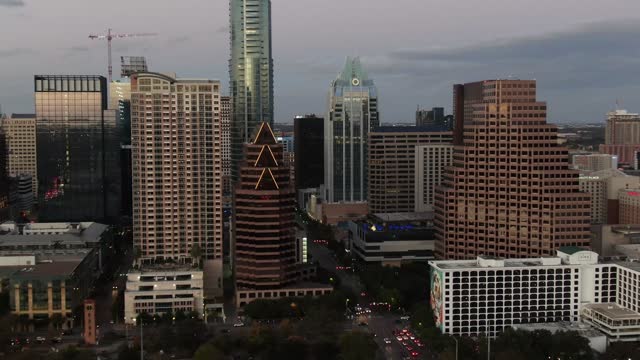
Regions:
[[573, 154, 618, 172], [581, 303, 640, 342], [124, 266, 205, 325], [578, 169, 640, 224], [348, 212, 435, 266], [0, 221, 112, 326]]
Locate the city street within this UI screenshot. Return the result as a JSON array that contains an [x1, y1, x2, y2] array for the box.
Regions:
[[308, 238, 363, 294]]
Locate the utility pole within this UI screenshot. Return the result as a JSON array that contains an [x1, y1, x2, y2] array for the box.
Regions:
[[140, 320, 144, 360]]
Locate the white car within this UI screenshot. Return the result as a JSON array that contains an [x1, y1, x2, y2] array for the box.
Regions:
[[384, 338, 392, 344], [400, 316, 410, 320], [396, 336, 403, 341], [233, 322, 245, 327], [35, 336, 46, 343]]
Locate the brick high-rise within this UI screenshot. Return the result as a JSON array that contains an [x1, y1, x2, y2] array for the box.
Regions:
[[234, 122, 298, 290], [233, 122, 331, 306], [435, 80, 591, 259]]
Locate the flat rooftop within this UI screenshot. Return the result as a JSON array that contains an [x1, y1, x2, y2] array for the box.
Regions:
[[583, 303, 640, 321], [372, 212, 434, 222], [2, 261, 82, 280], [0, 222, 108, 248], [512, 321, 603, 338]]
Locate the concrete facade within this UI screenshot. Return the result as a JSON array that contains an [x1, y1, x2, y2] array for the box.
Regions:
[[415, 144, 454, 212]]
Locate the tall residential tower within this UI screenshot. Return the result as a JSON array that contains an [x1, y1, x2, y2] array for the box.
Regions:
[[229, 0, 274, 182], [130, 73, 223, 297], [325, 57, 379, 203], [435, 80, 591, 259]]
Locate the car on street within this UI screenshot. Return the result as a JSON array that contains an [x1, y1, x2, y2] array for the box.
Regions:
[[383, 338, 391, 344], [396, 336, 403, 341], [411, 351, 420, 357], [233, 322, 245, 327], [35, 336, 46, 343], [402, 335, 409, 341], [400, 315, 410, 320], [406, 346, 413, 352]]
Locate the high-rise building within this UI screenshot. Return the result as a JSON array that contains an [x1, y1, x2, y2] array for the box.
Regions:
[[573, 153, 618, 172], [1, 114, 37, 195], [579, 169, 640, 224], [415, 144, 454, 212], [294, 115, 324, 190], [35, 75, 120, 222], [8, 175, 35, 215], [435, 80, 591, 259], [600, 110, 640, 165], [120, 56, 148, 78], [234, 122, 297, 289], [234, 122, 331, 306], [0, 127, 9, 221], [130, 72, 223, 272], [416, 107, 446, 128], [229, 0, 274, 182], [325, 57, 379, 203], [221, 96, 232, 197], [619, 190, 640, 224], [368, 126, 452, 213]]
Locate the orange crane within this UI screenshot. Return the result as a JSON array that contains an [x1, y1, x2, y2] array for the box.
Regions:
[[88, 28, 157, 83]]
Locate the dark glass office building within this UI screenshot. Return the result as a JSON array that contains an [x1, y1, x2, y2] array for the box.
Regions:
[[293, 115, 324, 190], [35, 75, 120, 222]]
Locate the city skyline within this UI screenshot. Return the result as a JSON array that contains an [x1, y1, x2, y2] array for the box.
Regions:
[[1, 1, 640, 124]]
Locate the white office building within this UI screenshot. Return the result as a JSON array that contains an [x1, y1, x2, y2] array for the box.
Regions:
[[124, 267, 204, 324], [414, 144, 454, 212]]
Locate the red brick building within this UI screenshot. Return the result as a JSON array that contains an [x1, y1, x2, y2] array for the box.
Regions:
[[435, 80, 591, 259]]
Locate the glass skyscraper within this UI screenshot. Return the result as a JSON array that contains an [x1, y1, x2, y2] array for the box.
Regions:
[[35, 75, 120, 222], [324, 57, 379, 203], [229, 0, 274, 182]]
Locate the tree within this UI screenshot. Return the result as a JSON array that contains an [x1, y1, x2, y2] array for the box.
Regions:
[[339, 331, 377, 360], [600, 342, 640, 360], [194, 343, 225, 360]]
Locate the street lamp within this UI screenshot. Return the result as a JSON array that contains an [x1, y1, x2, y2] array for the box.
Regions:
[[453, 336, 458, 360]]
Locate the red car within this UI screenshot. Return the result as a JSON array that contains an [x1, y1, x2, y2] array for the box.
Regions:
[[411, 351, 420, 358]]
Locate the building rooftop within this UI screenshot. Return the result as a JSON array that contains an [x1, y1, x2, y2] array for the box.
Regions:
[[372, 125, 450, 133], [559, 246, 587, 255], [372, 212, 434, 223], [9, 113, 35, 119], [583, 303, 640, 321], [580, 168, 629, 179], [0, 260, 82, 280], [512, 321, 604, 339]]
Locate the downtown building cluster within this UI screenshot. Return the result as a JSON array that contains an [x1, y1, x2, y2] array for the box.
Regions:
[[3, 0, 640, 353]]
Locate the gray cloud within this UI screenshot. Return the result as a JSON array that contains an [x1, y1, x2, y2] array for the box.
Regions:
[[166, 35, 191, 45], [0, 0, 24, 7], [0, 48, 34, 57], [341, 20, 640, 99]]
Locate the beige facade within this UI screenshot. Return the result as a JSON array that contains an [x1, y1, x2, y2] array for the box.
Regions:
[[221, 96, 232, 200], [2, 114, 37, 195], [131, 72, 223, 267], [601, 109, 640, 164], [415, 144, 454, 212], [368, 128, 452, 213], [579, 169, 640, 224], [619, 190, 640, 224], [573, 154, 618, 172], [436, 80, 591, 260]]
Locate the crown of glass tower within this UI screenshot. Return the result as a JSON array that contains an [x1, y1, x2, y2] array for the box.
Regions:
[[229, 0, 274, 182], [325, 57, 379, 203]]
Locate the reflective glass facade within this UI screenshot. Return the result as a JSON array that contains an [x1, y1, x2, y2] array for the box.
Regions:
[[229, 0, 274, 182], [325, 58, 379, 203], [35, 75, 120, 222]]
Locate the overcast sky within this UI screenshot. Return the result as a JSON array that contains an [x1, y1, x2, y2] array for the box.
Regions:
[[1, 0, 640, 123]]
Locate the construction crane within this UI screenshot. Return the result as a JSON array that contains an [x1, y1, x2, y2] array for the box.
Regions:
[[88, 28, 157, 83]]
